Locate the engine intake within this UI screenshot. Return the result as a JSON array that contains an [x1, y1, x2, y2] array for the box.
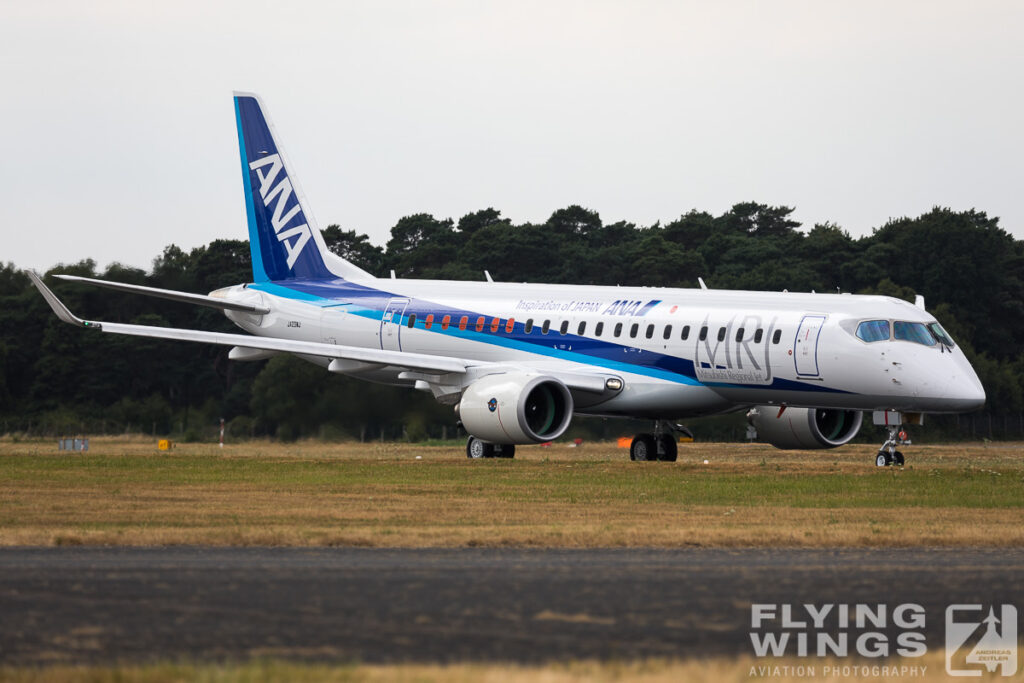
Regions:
[[748, 406, 863, 449], [459, 373, 573, 444]]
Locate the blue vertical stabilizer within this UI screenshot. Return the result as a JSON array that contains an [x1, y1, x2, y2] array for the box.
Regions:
[[234, 92, 372, 283]]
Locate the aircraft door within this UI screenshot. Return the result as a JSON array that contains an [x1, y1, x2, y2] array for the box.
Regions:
[[380, 298, 409, 351], [794, 315, 826, 377]]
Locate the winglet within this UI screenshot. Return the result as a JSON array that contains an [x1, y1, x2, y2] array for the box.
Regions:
[[27, 271, 99, 329]]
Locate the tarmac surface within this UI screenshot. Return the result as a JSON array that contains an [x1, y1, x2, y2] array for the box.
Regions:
[[1, 547, 1022, 665]]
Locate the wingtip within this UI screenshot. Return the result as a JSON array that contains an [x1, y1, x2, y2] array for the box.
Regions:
[[27, 271, 94, 328]]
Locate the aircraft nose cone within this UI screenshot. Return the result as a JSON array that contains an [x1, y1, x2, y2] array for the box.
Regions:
[[946, 356, 986, 412]]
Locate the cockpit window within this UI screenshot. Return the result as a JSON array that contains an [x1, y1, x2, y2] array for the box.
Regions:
[[856, 320, 889, 343], [928, 323, 956, 347], [893, 321, 936, 346]]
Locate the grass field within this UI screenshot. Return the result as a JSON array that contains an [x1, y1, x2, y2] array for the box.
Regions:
[[1, 437, 1022, 547]]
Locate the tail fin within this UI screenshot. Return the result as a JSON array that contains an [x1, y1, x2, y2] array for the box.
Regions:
[[233, 92, 373, 282]]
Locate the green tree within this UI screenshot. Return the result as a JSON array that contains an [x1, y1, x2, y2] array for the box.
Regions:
[[322, 225, 384, 274]]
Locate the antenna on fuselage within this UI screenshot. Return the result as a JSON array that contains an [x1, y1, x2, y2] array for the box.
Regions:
[[698, 277, 708, 290], [914, 294, 926, 310], [484, 270, 494, 282]]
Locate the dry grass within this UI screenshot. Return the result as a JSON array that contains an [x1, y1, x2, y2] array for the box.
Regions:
[[1, 438, 1022, 547], [0, 651, 1007, 683]]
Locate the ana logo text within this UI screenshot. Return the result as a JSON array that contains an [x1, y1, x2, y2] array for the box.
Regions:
[[249, 153, 311, 269]]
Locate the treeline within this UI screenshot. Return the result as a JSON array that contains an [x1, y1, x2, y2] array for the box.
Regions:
[[1, 203, 1022, 442]]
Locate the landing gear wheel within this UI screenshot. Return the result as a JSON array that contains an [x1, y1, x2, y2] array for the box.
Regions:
[[467, 436, 495, 459], [493, 443, 516, 459], [630, 434, 656, 461], [657, 434, 678, 462], [875, 451, 892, 467], [894, 451, 904, 466]]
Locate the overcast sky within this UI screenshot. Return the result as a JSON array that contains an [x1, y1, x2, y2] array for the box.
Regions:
[[2, 1, 1021, 273]]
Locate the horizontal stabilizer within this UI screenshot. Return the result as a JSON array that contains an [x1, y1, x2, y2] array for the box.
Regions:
[[54, 274, 270, 314]]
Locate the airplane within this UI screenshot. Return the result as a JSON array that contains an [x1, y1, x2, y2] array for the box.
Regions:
[[29, 92, 986, 466]]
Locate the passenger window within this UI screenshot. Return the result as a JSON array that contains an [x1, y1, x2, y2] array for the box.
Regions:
[[630, 323, 639, 338], [735, 327, 744, 343], [595, 321, 604, 337], [524, 318, 534, 334], [754, 329, 763, 344], [856, 320, 890, 343], [490, 317, 500, 333], [663, 325, 672, 340], [475, 316, 485, 332], [560, 320, 569, 335], [772, 329, 782, 344], [717, 327, 726, 342], [699, 326, 708, 341], [681, 325, 690, 341], [441, 315, 451, 331], [614, 322, 623, 337], [894, 321, 937, 346], [577, 321, 586, 335], [458, 316, 468, 331], [505, 318, 515, 333], [424, 314, 434, 330], [542, 320, 551, 335], [645, 324, 654, 339], [407, 314, 417, 328]]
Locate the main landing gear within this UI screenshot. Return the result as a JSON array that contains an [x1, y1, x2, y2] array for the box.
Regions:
[[875, 424, 907, 467], [466, 436, 515, 459], [629, 421, 691, 462]]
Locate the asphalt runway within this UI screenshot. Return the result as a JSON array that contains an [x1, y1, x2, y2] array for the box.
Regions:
[[1, 548, 1022, 665]]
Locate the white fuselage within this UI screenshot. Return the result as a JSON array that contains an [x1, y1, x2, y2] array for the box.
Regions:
[[217, 277, 986, 420]]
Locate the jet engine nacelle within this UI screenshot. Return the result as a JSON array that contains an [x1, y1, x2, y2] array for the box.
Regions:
[[748, 406, 863, 449], [458, 373, 574, 444]]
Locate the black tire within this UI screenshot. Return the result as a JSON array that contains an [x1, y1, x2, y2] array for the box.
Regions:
[[875, 451, 892, 467], [494, 444, 516, 459], [467, 436, 495, 459], [657, 434, 678, 462], [894, 451, 905, 466], [631, 434, 656, 462]]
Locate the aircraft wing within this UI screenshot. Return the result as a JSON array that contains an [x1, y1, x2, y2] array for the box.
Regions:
[[30, 272, 466, 375], [30, 272, 619, 391]]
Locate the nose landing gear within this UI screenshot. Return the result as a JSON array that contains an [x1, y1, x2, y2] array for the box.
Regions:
[[875, 424, 909, 467]]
